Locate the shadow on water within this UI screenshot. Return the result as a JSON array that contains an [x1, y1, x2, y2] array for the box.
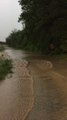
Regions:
[[23, 52, 46, 60]]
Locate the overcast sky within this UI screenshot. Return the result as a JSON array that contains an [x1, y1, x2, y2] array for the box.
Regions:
[[0, 0, 22, 42]]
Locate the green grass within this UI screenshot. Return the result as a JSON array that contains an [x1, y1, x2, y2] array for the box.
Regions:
[[45, 53, 67, 62], [0, 45, 5, 51], [0, 59, 12, 80]]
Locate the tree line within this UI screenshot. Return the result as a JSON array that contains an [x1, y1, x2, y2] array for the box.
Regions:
[[6, 0, 67, 54]]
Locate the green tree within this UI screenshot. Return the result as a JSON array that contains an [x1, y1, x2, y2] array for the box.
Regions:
[[6, 0, 67, 54]]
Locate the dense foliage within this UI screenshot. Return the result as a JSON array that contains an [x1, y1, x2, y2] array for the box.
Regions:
[[0, 59, 12, 80], [6, 0, 67, 54]]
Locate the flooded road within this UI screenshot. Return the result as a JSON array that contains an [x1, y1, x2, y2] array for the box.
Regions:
[[26, 60, 67, 120], [0, 48, 34, 120], [0, 48, 67, 120]]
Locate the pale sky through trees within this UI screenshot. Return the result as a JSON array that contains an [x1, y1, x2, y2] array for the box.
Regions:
[[0, 0, 22, 42]]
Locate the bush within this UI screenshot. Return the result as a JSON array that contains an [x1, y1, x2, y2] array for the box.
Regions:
[[0, 59, 12, 80]]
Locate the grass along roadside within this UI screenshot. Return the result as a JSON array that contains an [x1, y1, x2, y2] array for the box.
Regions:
[[0, 45, 5, 51], [0, 45, 13, 80], [44, 54, 67, 62], [0, 59, 12, 80]]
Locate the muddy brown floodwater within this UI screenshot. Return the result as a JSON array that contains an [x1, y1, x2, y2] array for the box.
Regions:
[[25, 60, 67, 120], [0, 48, 34, 120], [0, 48, 67, 120]]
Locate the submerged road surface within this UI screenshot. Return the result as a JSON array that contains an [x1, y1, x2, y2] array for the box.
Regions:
[[26, 60, 67, 120], [0, 48, 34, 120], [0, 48, 67, 120]]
